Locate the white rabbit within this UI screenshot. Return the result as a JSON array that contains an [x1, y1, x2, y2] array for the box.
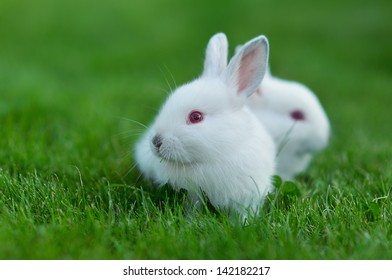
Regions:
[[134, 33, 276, 219], [246, 67, 330, 180]]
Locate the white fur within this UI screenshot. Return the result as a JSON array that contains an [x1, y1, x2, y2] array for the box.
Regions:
[[135, 33, 275, 218], [246, 68, 330, 180]]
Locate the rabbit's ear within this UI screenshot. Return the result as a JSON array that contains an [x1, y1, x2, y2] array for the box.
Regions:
[[224, 36, 269, 98], [202, 33, 228, 77], [234, 44, 242, 54]]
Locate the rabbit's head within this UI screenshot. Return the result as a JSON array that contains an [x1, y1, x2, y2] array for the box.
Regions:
[[149, 33, 270, 166], [249, 73, 330, 153]]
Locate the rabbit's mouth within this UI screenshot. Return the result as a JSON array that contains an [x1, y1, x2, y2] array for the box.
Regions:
[[151, 138, 194, 165], [154, 148, 194, 165]]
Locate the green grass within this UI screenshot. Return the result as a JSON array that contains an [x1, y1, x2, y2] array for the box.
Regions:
[[1, 0, 391, 259]]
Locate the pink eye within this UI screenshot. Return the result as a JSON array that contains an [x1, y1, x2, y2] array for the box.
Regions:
[[188, 110, 204, 124]]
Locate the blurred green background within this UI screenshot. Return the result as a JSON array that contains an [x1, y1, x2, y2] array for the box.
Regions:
[[0, 0, 391, 259]]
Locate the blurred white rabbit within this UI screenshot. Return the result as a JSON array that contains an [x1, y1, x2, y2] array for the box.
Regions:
[[246, 66, 330, 180], [134, 33, 276, 219]]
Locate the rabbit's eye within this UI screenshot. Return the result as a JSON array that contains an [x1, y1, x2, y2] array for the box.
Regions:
[[290, 110, 305, 121], [188, 111, 204, 124]]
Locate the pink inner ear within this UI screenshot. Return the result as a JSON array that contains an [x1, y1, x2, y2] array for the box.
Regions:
[[238, 48, 258, 93], [291, 110, 305, 121]]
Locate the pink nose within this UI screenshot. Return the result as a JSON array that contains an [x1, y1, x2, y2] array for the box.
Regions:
[[290, 110, 305, 121]]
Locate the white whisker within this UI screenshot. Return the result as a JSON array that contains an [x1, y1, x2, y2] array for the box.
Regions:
[[163, 64, 177, 89], [124, 162, 139, 177], [117, 116, 148, 129], [159, 66, 174, 93]]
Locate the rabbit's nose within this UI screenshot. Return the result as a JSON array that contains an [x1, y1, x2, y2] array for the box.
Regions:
[[152, 135, 163, 149]]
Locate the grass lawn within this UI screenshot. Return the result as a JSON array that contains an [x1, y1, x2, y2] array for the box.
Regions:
[[0, 0, 391, 259]]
